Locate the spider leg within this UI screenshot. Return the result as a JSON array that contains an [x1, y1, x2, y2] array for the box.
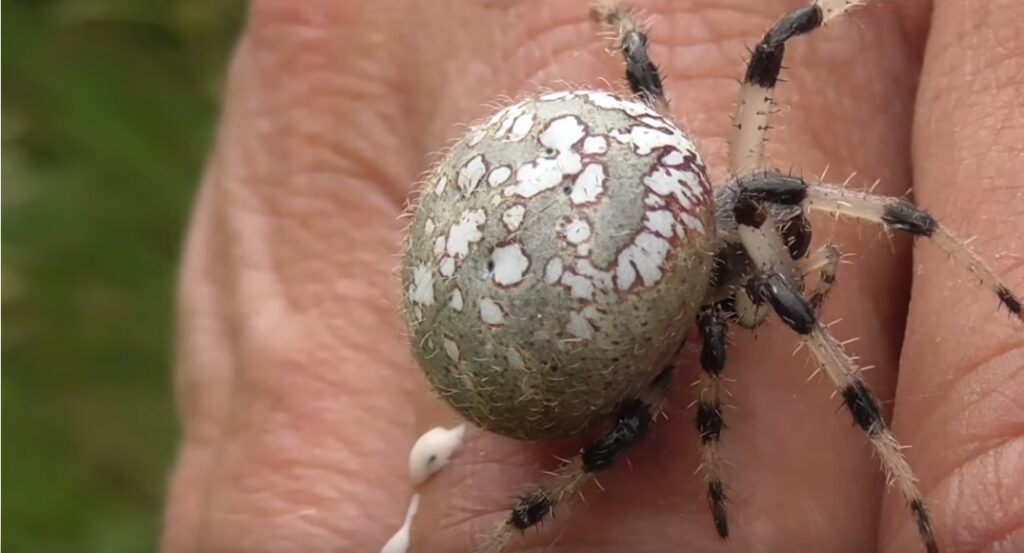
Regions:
[[733, 193, 939, 553], [696, 304, 731, 538], [745, 272, 939, 553], [591, 4, 668, 113], [797, 243, 842, 311], [478, 365, 675, 553], [730, 0, 872, 174], [803, 183, 1024, 323]]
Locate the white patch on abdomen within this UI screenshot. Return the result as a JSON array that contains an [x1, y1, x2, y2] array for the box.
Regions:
[[615, 232, 672, 290], [445, 209, 486, 258], [566, 311, 595, 340], [479, 298, 506, 325], [507, 112, 535, 141], [458, 155, 487, 195], [491, 243, 530, 286], [488, 166, 512, 187], [409, 265, 435, 305], [571, 164, 606, 205], [449, 287, 464, 311], [502, 204, 526, 231], [505, 115, 585, 199], [545, 258, 564, 284]]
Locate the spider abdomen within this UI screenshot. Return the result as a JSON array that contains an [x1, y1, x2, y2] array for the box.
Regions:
[[402, 91, 716, 439]]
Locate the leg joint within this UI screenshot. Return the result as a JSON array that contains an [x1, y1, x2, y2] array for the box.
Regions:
[[746, 273, 816, 335], [707, 479, 729, 538], [881, 199, 937, 237], [509, 493, 553, 530], [582, 399, 653, 472], [698, 306, 728, 375], [745, 5, 823, 88], [841, 380, 886, 436], [697, 401, 724, 443]]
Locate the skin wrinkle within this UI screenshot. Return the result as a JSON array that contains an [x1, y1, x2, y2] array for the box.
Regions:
[[907, 347, 1024, 505], [882, 0, 1024, 550], [170, 5, 421, 552], [938, 438, 1024, 552]]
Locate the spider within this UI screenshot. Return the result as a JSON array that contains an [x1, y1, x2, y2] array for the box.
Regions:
[[400, 2, 1023, 552]]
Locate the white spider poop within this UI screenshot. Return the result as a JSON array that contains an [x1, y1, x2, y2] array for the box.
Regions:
[[380, 425, 466, 553]]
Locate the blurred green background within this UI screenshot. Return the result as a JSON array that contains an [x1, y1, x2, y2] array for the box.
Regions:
[[3, 1, 244, 551]]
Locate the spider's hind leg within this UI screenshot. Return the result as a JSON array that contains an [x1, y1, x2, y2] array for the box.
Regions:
[[478, 364, 675, 553], [591, 4, 668, 112], [696, 304, 732, 538]]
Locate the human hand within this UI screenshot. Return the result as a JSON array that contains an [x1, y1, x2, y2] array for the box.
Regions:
[[162, 1, 1024, 552]]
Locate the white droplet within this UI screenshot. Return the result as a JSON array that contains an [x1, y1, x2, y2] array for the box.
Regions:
[[380, 494, 420, 553], [408, 424, 467, 485]]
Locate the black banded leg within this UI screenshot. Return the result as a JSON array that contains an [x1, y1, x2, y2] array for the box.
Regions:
[[733, 182, 939, 553], [591, 4, 668, 113], [804, 184, 1024, 323], [744, 272, 938, 553], [696, 305, 730, 538], [480, 367, 673, 553], [730, 0, 873, 174]]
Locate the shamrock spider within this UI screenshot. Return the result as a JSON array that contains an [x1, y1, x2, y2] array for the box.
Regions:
[[400, 2, 1023, 552]]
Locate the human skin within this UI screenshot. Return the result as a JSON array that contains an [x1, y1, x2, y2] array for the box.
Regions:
[[162, 1, 1024, 552]]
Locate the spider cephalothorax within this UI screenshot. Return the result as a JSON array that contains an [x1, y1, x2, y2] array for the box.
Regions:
[[400, 2, 1023, 552]]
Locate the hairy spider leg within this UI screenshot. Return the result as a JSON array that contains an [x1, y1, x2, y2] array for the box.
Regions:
[[733, 179, 940, 553], [797, 243, 842, 311], [591, 4, 669, 114], [695, 304, 731, 537], [804, 184, 1024, 322], [731, 0, 871, 175], [479, 365, 676, 553]]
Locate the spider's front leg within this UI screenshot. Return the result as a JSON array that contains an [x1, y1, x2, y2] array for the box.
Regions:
[[478, 366, 675, 553], [731, 0, 873, 174], [731, 180, 941, 552], [803, 184, 1024, 322]]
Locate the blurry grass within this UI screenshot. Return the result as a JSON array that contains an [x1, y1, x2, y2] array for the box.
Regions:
[[3, 1, 244, 551]]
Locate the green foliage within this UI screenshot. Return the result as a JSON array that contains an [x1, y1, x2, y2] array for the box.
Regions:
[[3, 1, 244, 550]]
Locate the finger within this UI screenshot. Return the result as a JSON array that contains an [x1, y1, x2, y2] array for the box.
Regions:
[[409, 1, 929, 551], [162, 1, 424, 551], [882, 1, 1024, 551]]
